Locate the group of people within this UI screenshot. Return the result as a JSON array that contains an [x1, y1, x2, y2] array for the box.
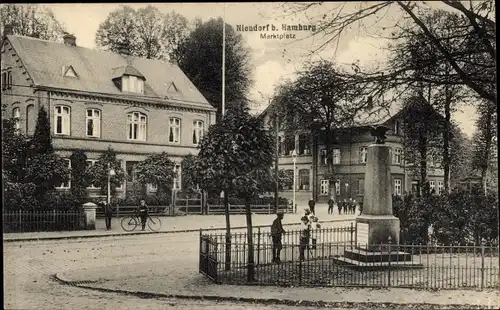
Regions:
[[98, 199, 149, 231], [328, 197, 361, 215], [271, 198, 322, 263]]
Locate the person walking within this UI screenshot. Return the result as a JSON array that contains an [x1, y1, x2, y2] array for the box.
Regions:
[[135, 199, 149, 231], [308, 198, 316, 215], [343, 199, 348, 214], [327, 197, 334, 215], [337, 199, 342, 215], [271, 212, 286, 263]]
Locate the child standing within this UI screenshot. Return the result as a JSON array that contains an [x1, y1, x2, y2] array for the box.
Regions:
[[299, 216, 311, 261]]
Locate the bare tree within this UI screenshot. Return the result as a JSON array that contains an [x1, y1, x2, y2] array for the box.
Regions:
[[274, 1, 496, 104]]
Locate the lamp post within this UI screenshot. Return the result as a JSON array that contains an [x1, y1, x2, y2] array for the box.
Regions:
[[292, 149, 297, 214], [345, 182, 349, 200], [107, 162, 116, 205]]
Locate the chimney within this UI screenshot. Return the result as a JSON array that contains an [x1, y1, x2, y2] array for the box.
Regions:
[[63, 33, 76, 46], [3, 24, 14, 37], [169, 58, 179, 66]]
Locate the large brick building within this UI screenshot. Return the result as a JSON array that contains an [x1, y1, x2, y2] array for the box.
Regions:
[[260, 102, 445, 203], [1, 30, 216, 197]]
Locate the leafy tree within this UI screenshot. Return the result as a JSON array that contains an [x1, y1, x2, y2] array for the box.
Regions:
[[272, 60, 376, 199], [87, 147, 125, 197], [135, 152, 176, 198], [277, 169, 293, 191], [28, 106, 69, 200], [2, 118, 30, 183], [172, 18, 252, 120], [194, 105, 275, 279], [471, 100, 497, 194], [181, 154, 198, 194], [0, 4, 66, 41], [399, 96, 445, 194], [95, 5, 191, 60], [69, 150, 90, 205], [30, 106, 53, 155]]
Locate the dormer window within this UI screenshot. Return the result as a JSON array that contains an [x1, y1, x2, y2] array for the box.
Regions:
[[122, 75, 144, 93], [62, 65, 78, 78]]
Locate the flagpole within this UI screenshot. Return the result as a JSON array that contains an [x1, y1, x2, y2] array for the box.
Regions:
[[222, 2, 226, 117]]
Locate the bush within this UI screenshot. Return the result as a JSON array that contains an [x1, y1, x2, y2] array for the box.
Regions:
[[3, 182, 39, 211], [393, 189, 499, 246], [41, 191, 80, 211]]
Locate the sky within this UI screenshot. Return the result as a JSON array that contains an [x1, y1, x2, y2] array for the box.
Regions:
[[41, 2, 477, 137]]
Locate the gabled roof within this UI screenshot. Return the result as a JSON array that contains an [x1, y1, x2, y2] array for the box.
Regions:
[[259, 99, 402, 127], [6, 35, 214, 110], [112, 65, 146, 80]]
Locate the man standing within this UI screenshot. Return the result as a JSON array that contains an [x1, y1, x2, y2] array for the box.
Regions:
[[299, 216, 311, 261], [327, 197, 334, 215], [102, 200, 114, 231], [271, 212, 286, 263], [136, 199, 149, 231]]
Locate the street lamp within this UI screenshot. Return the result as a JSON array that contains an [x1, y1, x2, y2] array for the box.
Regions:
[[345, 182, 349, 199], [107, 162, 116, 205], [291, 149, 297, 214]]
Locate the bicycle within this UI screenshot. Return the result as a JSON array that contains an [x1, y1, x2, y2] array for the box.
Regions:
[[120, 213, 162, 232]]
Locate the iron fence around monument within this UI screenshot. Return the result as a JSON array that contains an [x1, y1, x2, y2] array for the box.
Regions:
[[199, 229, 500, 290]]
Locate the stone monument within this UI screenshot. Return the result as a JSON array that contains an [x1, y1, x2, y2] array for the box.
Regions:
[[334, 126, 419, 267]]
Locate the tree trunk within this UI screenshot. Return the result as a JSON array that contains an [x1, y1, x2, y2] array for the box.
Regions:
[[224, 190, 231, 271], [325, 127, 336, 200], [419, 133, 428, 196], [480, 105, 494, 195], [443, 85, 451, 194], [245, 197, 255, 282], [274, 115, 280, 213]]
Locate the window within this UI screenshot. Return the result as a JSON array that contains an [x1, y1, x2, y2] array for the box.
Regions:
[[86, 160, 100, 189], [394, 179, 402, 196], [54, 105, 71, 135], [299, 169, 309, 190], [320, 149, 327, 165], [173, 164, 181, 190], [333, 149, 341, 165], [320, 180, 329, 195], [393, 120, 400, 135], [411, 181, 419, 194], [12, 107, 21, 131], [437, 181, 444, 195], [278, 136, 284, 156], [26, 104, 35, 135], [192, 120, 204, 144], [122, 75, 144, 93], [335, 179, 340, 195], [394, 148, 402, 165], [358, 178, 365, 195], [148, 183, 157, 192], [56, 159, 71, 189], [2, 69, 12, 90], [127, 112, 147, 141], [86, 109, 101, 138], [430, 181, 436, 193], [298, 135, 309, 155], [359, 147, 368, 163], [169, 117, 181, 143], [116, 160, 124, 190]]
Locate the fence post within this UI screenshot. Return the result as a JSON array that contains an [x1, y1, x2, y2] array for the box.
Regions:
[[257, 227, 261, 266], [299, 257, 303, 286], [480, 240, 485, 290], [350, 222, 354, 249], [18, 209, 22, 228], [387, 236, 392, 287]]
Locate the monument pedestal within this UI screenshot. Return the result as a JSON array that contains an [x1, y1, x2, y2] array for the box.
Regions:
[[332, 134, 422, 269]]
